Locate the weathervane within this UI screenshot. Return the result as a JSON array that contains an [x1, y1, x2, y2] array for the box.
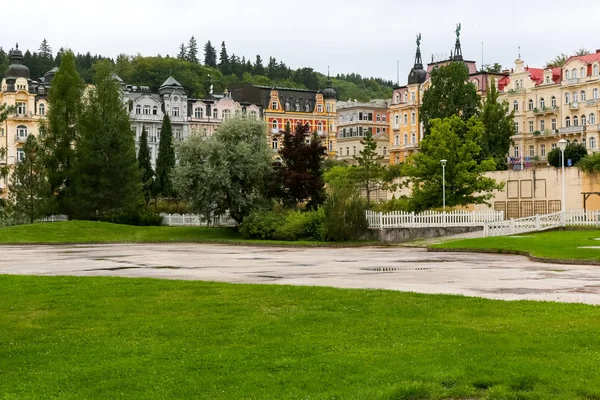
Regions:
[[455, 23, 461, 39], [416, 33, 421, 48]]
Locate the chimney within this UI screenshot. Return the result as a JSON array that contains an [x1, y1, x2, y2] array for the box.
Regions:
[[596, 49, 600, 54]]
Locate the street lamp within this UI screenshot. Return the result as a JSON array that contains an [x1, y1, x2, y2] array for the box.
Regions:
[[558, 139, 568, 215], [441, 159, 447, 211]]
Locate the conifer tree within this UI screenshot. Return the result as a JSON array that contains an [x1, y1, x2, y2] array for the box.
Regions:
[[39, 51, 83, 217], [177, 43, 187, 60], [73, 61, 143, 219], [203, 41, 217, 68], [138, 126, 155, 207], [155, 114, 175, 199], [9, 135, 49, 223], [38, 38, 52, 59], [219, 41, 229, 75], [187, 36, 199, 63], [254, 55, 265, 76]]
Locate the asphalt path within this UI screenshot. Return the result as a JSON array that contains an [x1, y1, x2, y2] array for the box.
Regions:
[[2, 244, 600, 305]]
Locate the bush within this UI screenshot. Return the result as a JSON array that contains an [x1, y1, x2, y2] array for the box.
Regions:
[[578, 152, 600, 173], [239, 210, 286, 240], [97, 212, 163, 226], [371, 196, 411, 213], [274, 209, 325, 241], [547, 143, 587, 167], [322, 188, 368, 242]]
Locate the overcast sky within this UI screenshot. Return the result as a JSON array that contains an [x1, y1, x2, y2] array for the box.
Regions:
[[3, 0, 600, 85]]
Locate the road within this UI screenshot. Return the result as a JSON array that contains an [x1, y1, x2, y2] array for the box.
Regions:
[[1, 243, 600, 304]]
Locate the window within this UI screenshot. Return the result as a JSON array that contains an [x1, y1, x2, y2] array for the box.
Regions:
[[513, 121, 519, 134], [295, 103, 300, 112], [305, 103, 310, 112], [395, 93, 400, 104], [328, 141, 332, 152], [153, 106, 158, 115], [529, 145, 535, 157], [565, 93, 570, 104], [403, 113, 408, 124], [574, 115, 579, 127], [565, 117, 571, 127], [317, 122, 323, 133], [249, 111, 257, 119], [590, 137, 596, 150], [552, 119, 557, 131], [404, 133, 408, 144], [38, 103, 45, 115], [540, 120, 545, 131], [594, 89, 599, 100], [353, 146, 356, 155], [394, 114, 399, 126], [272, 120, 278, 131], [403, 92, 408, 102], [171, 107, 180, 117], [212, 108, 218, 119], [326, 103, 331, 112], [271, 101, 278, 110], [395, 156, 400, 164], [411, 92, 416, 102], [285, 102, 290, 111], [383, 147, 387, 155], [16, 102, 26, 115], [395, 135, 399, 145], [582, 115, 587, 126], [552, 143, 557, 150], [581, 67, 586, 78], [376, 114, 381, 122], [411, 112, 416, 124], [573, 92, 578, 103], [382, 114, 386, 122], [174, 128, 183, 141], [135, 105, 141, 114], [541, 144, 546, 157], [528, 121, 534, 133], [580, 91, 587, 102], [317, 104, 323, 113], [590, 113, 596, 125], [17, 148, 25, 162], [514, 146, 519, 158], [194, 107, 203, 118], [411, 133, 416, 144], [143, 105, 151, 115], [272, 138, 278, 150], [222, 110, 231, 119], [594, 64, 599, 76], [346, 147, 349, 156], [306, 122, 311, 131], [565, 70, 570, 80], [572, 68, 577, 79], [16, 125, 28, 138], [540, 98, 545, 109], [513, 100, 519, 111], [528, 99, 534, 110]]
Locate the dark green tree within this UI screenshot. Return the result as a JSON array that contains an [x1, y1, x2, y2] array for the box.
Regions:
[[177, 43, 187, 60], [138, 126, 155, 207], [482, 63, 502, 73], [73, 61, 143, 219], [155, 114, 176, 199], [38, 38, 52, 59], [219, 41, 229, 75], [547, 143, 588, 168], [204, 41, 217, 68], [0, 104, 15, 203], [187, 36, 199, 63], [480, 78, 515, 170], [420, 62, 480, 137], [353, 130, 384, 206], [9, 135, 50, 223], [39, 51, 83, 217], [254, 55, 265, 76]]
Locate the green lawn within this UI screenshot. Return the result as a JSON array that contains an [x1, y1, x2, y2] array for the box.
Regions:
[[1, 276, 600, 399], [0, 220, 371, 246], [430, 229, 600, 261]]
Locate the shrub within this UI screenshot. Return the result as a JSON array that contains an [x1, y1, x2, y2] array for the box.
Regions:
[[578, 152, 600, 173], [274, 209, 325, 241], [547, 143, 587, 167], [239, 210, 286, 240], [97, 212, 163, 226], [371, 195, 411, 213], [323, 188, 368, 242]]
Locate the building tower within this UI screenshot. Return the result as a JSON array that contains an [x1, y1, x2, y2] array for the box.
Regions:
[[322, 73, 337, 157]]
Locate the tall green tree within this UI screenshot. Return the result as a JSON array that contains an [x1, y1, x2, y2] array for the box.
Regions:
[[480, 78, 515, 170], [187, 36, 199, 63], [73, 61, 143, 219], [403, 116, 502, 211], [254, 55, 265, 76], [38, 39, 52, 59], [420, 62, 480, 137], [9, 135, 49, 223], [353, 130, 384, 206], [219, 41, 229, 75], [138, 126, 155, 207], [204, 41, 217, 68], [173, 117, 272, 224], [482, 63, 502, 73], [155, 114, 175, 199], [177, 43, 187, 60], [545, 53, 568, 68], [547, 143, 588, 168], [39, 51, 83, 217], [0, 104, 15, 201]]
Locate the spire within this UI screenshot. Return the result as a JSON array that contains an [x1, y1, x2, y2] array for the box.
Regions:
[[452, 23, 463, 61], [413, 33, 423, 69], [407, 34, 427, 85]]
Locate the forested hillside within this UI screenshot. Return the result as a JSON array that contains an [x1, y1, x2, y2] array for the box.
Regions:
[[0, 38, 394, 101]]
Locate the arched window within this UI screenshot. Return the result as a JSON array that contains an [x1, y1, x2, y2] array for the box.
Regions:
[[565, 93, 570, 104], [594, 89, 599, 100], [212, 108, 218, 119], [272, 120, 279, 132], [317, 104, 323, 113], [594, 64, 599, 76], [411, 132, 416, 144], [581, 67, 586, 78], [404, 133, 408, 144], [574, 116, 579, 127], [411, 112, 416, 124], [581, 90, 587, 101], [590, 113, 597, 125], [403, 113, 408, 124], [317, 122, 323, 133], [135, 105, 141, 114], [565, 70, 570, 80], [326, 103, 331, 112], [403, 92, 408, 102], [295, 102, 300, 111], [395, 134, 399, 145], [285, 102, 290, 111], [272, 138, 278, 150], [573, 92, 578, 103], [171, 107, 180, 117], [394, 114, 399, 126], [249, 111, 257, 119], [572, 68, 577, 79], [143, 105, 151, 115], [582, 115, 587, 126], [565, 117, 571, 127], [16, 125, 28, 138], [194, 107, 203, 118], [222, 110, 231, 119], [590, 137, 596, 150], [305, 103, 311, 112], [395, 93, 400, 104], [540, 98, 545, 109], [513, 100, 519, 111], [551, 96, 556, 108], [528, 99, 534, 110], [38, 103, 45, 115]]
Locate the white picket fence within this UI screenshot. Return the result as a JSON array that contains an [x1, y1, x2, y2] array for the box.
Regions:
[[484, 209, 600, 237], [366, 209, 504, 229], [160, 213, 237, 227], [39, 215, 68, 223]]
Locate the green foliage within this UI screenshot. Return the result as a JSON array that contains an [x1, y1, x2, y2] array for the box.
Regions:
[[545, 53, 568, 68], [137, 127, 155, 206], [173, 117, 272, 224], [482, 63, 503, 73], [322, 181, 368, 242], [203, 40, 217, 68], [73, 61, 143, 220], [480, 78, 514, 170], [403, 116, 503, 211], [0, 104, 14, 185], [371, 195, 411, 213], [240, 209, 325, 241], [420, 62, 480, 136], [578, 152, 600, 173], [186, 36, 198, 64], [547, 143, 588, 168], [39, 51, 83, 217], [353, 130, 384, 205], [155, 115, 175, 199], [8, 135, 49, 223], [96, 212, 163, 227], [239, 210, 286, 240]]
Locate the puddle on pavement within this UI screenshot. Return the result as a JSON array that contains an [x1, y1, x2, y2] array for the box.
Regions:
[[361, 267, 431, 272]]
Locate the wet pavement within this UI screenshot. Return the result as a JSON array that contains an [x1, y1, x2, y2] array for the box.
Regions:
[[2, 243, 600, 305]]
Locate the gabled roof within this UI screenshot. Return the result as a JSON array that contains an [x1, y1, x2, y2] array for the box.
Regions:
[[564, 52, 600, 66], [160, 76, 183, 88]]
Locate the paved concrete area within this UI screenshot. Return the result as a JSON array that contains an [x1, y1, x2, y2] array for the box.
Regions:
[[2, 243, 600, 305]]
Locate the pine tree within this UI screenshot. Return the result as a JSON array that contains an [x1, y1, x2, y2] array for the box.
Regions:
[[219, 41, 229, 75], [254, 55, 265, 76], [138, 126, 155, 207], [38, 38, 52, 59], [203, 41, 217, 68], [73, 61, 143, 219], [155, 114, 175, 199], [353, 130, 384, 206], [187, 36, 198, 63], [267, 57, 278, 80], [9, 135, 49, 223], [480, 78, 515, 170], [177, 43, 187, 60], [39, 51, 83, 217]]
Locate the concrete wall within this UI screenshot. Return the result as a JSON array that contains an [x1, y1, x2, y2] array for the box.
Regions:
[[364, 226, 482, 244]]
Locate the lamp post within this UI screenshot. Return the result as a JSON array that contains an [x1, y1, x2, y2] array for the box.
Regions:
[[441, 159, 447, 211], [558, 139, 568, 219]]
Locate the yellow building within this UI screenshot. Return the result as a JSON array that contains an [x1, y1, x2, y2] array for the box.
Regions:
[[0, 45, 50, 196]]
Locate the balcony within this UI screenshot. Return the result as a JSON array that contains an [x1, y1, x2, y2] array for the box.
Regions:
[[14, 135, 28, 143], [558, 126, 585, 134], [587, 100, 599, 107], [533, 107, 559, 115], [132, 113, 163, 122], [566, 78, 580, 85], [569, 102, 580, 110]]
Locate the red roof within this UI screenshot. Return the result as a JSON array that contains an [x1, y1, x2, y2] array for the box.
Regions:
[[565, 51, 600, 65], [497, 75, 510, 91], [525, 67, 544, 85]]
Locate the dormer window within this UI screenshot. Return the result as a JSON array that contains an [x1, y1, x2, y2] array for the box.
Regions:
[[305, 103, 310, 112], [194, 107, 203, 118], [403, 92, 408, 102], [545, 76, 550, 84], [317, 104, 323, 113], [38, 86, 45, 94], [285, 102, 290, 111], [326, 103, 331, 112], [580, 67, 585, 78], [395, 93, 400, 104], [271, 101, 278, 110], [565, 70, 570, 80], [295, 102, 300, 111]]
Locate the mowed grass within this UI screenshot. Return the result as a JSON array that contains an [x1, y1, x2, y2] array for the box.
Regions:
[[2, 277, 600, 399], [431, 229, 600, 261], [0, 220, 372, 246]]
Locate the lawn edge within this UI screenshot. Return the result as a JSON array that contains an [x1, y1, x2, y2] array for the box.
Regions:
[[427, 246, 600, 266]]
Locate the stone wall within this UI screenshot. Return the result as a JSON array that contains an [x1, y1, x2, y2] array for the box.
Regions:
[[364, 226, 482, 244]]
